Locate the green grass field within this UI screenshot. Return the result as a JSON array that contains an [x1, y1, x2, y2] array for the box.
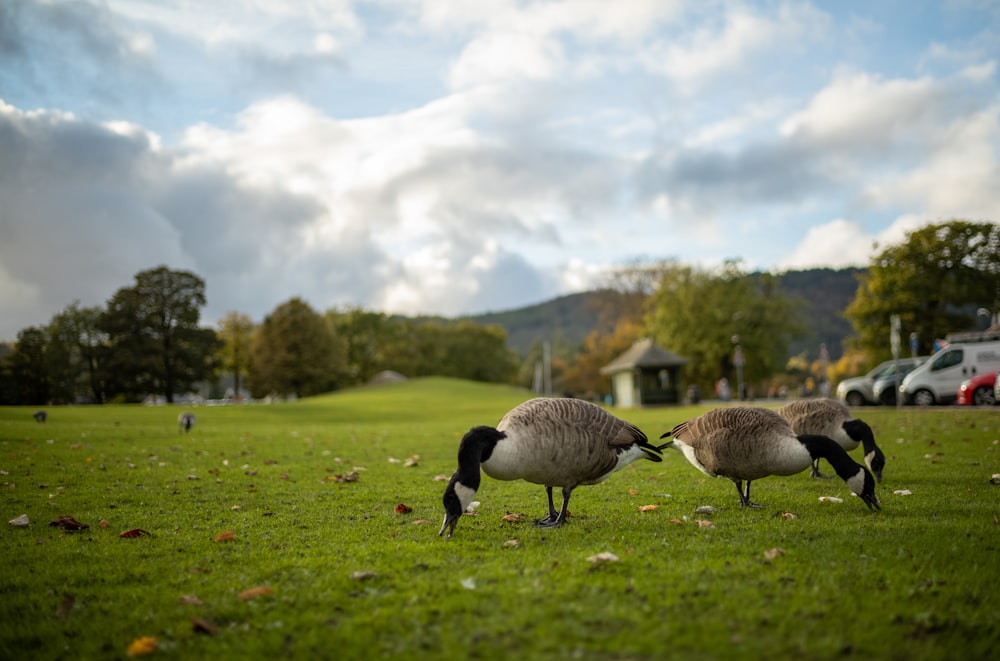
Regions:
[[2, 377, 999, 660]]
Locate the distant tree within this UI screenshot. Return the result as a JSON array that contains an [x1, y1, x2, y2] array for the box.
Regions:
[[249, 297, 345, 398], [217, 311, 254, 399], [47, 302, 107, 404], [326, 308, 402, 384], [563, 318, 644, 397], [645, 260, 807, 395], [845, 220, 1000, 360], [99, 266, 219, 402], [3, 327, 50, 404]]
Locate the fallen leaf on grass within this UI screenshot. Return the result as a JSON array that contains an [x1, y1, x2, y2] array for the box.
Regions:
[[893, 489, 913, 496], [779, 511, 798, 520], [8, 514, 30, 528], [394, 503, 413, 514], [587, 552, 620, 565], [214, 530, 236, 542], [99, 519, 110, 528], [179, 594, 203, 605], [49, 515, 88, 531], [237, 586, 274, 600], [500, 512, 523, 522], [403, 454, 420, 467], [638, 504, 659, 512], [350, 570, 377, 581], [695, 505, 717, 515], [818, 496, 844, 503], [669, 518, 684, 525], [191, 616, 217, 635], [695, 520, 715, 528], [411, 518, 430, 525], [764, 547, 786, 561], [503, 539, 520, 548], [628, 488, 639, 496], [55, 594, 74, 618], [461, 578, 476, 590], [326, 471, 359, 483], [126, 636, 158, 657], [119, 529, 153, 538], [433, 474, 450, 482]]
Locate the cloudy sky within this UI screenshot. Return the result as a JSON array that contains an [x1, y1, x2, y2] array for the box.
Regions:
[[2, 0, 999, 340]]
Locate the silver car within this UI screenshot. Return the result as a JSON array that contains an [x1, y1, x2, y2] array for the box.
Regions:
[[836, 357, 927, 407], [871, 359, 929, 405]]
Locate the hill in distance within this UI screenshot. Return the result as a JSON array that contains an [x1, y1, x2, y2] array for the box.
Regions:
[[465, 268, 863, 361]]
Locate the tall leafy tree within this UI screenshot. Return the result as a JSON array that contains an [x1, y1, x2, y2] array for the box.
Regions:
[[100, 266, 219, 402], [645, 260, 806, 394], [249, 297, 344, 398], [845, 220, 1000, 360], [47, 302, 107, 404], [217, 311, 254, 399], [3, 327, 50, 404]]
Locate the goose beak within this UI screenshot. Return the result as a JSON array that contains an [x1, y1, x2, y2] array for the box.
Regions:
[[861, 491, 881, 511], [439, 512, 459, 538]]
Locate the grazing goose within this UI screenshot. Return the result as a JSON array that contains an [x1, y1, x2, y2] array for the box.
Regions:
[[178, 411, 196, 433], [660, 407, 880, 510], [439, 397, 667, 538], [777, 399, 885, 482]]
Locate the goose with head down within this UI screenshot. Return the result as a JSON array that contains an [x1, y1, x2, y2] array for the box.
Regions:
[[439, 397, 667, 538], [777, 398, 885, 482], [660, 406, 880, 511]]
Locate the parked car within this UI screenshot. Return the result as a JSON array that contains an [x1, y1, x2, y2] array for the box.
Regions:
[[957, 371, 998, 406], [871, 359, 928, 405], [900, 340, 1000, 405], [836, 357, 927, 407]]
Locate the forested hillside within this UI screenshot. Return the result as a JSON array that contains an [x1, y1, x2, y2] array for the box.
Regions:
[[469, 268, 863, 360]]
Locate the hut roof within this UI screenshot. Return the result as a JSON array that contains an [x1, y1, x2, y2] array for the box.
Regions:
[[600, 338, 688, 375]]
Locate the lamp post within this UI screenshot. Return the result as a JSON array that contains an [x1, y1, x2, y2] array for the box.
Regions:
[[732, 335, 745, 401]]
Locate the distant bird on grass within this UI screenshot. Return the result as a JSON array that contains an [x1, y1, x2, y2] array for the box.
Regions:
[[439, 397, 667, 538], [178, 411, 196, 433], [777, 398, 885, 482], [33, 410, 47, 423], [661, 406, 880, 511]]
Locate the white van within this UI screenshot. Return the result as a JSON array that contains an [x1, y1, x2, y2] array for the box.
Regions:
[[899, 339, 1000, 405]]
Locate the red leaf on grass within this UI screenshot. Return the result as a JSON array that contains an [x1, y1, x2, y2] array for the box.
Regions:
[[119, 529, 152, 538], [214, 530, 236, 542], [394, 503, 413, 514]]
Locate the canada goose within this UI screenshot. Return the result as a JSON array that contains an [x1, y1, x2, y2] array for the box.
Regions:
[[178, 411, 196, 433], [777, 399, 885, 482], [660, 407, 880, 510], [439, 397, 666, 538]]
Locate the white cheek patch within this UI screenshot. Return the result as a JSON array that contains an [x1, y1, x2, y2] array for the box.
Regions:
[[454, 482, 477, 511], [845, 469, 867, 496]]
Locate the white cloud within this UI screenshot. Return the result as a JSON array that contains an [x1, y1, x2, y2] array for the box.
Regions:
[[642, 3, 830, 88], [779, 219, 875, 270]]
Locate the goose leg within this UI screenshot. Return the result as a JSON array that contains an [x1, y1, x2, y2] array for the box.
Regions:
[[734, 479, 763, 508], [534, 486, 561, 526], [535, 486, 572, 528], [809, 459, 833, 479]]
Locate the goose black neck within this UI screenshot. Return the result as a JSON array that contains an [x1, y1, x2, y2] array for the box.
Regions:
[[842, 419, 876, 451], [797, 434, 865, 480], [454, 426, 505, 489]]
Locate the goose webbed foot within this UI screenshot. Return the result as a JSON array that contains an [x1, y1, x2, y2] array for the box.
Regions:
[[533, 515, 565, 528]]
